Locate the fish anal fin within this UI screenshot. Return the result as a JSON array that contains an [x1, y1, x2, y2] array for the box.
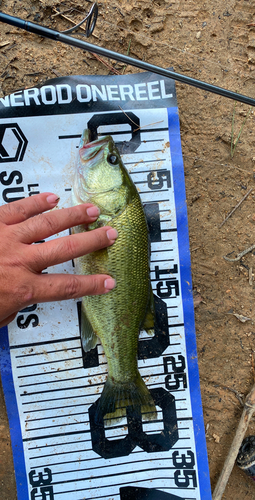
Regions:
[[80, 301, 98, 352], [141, 286, 155, 336]]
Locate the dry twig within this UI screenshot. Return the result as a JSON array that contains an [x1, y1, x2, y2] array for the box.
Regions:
[[0, 41, 10, 49], [230, 102, 252, 158], [212, 383, 255, 500], [90, 53, 121, 74], [223, 243, 255, 262], [219, 187, 252, 228], [249, 267, 253, 286]]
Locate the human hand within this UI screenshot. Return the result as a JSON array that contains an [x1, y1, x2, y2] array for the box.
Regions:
[[0, 192, 117, 328]]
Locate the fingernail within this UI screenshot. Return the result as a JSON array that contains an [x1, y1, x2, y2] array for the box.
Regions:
[[46, 194, 60, 206], [86, 206, 100, 218], [107, 228, 118, 241], [104, 278, 116, 291]]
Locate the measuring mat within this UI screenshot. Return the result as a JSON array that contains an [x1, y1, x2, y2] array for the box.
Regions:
[[0, 72, 211, 500]]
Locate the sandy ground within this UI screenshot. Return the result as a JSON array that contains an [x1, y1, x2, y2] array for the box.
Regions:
[[1, 0, 255, 498]]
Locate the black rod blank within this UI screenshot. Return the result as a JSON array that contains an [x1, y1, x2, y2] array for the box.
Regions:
[[0, 11, 255, 107]]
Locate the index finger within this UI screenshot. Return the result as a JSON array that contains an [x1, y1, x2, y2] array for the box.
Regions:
[[17, 203, 101, 244], [0, 192, 60, 225]]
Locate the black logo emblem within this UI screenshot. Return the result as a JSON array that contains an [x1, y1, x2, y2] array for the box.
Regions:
[[0, 124, 28, 162]]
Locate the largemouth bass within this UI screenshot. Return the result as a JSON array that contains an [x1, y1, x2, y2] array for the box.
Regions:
[[72, 129, 156, 424]]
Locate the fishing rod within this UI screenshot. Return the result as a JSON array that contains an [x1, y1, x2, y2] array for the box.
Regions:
[[0, 11, 255, 107]]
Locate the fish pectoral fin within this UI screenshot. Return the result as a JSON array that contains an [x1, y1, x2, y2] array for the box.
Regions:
[[80, 303, 98, 352], [88, 214, 113, 230], [141, 286, 155, 336]]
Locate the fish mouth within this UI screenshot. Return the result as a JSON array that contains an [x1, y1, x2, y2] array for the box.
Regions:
[[80, 129, 112, 151], [79, 131, 114, 165], [76, 131, 119, 197]]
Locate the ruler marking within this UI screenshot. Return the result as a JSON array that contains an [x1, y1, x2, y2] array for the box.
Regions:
[[130, 149, 165, 156], [151, 241, 173, 247], [24, 403, 93, 414], [29, 440, 92, 455], [29, 443, 133, 458], [19, 367, 166, 388], [150, 259, 174, 263], [125, 161, 167, 167], [151, 248, 173, 253], [22, 394, 101, 405], [177, 417, 193, 421], [30, 454, 176, 468], [161, 228, 177, 233], [84, 494, 119, 500], [24, 420, 89, 432], [18, 360, 108, 378], [36, 464, 178, 478], [23, 429, 91, 442], [26, 419, 186, 440], [140, 137, 165, 142], [51, 478, 195, 494], [168, 323, 184, 328], [58, 134, 81, 139], [16, 346, 81, 358], [30, 445, 191, 456], [21, 373, 177, 395], [151, 276, 177, 283], [17, 355, 82, 369], [10, 336, 81, 350], [144, 199, 169, 204], [25, 408, 95, 421], [20, 359, 174, 384], [49, 467, 179, 486], [19, 375, 102, 388], [58, 128, 168, 141], [21, 385, 102, 395], [51, 474, 180, 487], [24, 412, 183, 440], [131, 169, 169, 175], [138, 189, 169, 194], [18, 365, 84, 378]]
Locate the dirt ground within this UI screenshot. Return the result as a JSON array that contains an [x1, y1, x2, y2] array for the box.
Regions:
[[1, 0, 255, 498]]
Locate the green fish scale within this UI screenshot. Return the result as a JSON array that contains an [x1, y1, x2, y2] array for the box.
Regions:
[[80, 194, 150, 383]]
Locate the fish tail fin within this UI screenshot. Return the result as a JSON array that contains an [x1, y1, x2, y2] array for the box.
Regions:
[[95, 372, 157, 426]]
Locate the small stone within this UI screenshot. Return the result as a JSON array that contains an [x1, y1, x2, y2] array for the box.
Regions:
[[213, 433, 220, 443]]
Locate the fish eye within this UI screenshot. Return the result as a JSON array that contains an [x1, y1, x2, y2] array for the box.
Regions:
[[107, 154, 119, 165]]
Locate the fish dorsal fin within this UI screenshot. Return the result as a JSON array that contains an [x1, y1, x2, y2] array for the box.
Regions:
[[141, 286, 155, 336], [80, 300, 98, 352]]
